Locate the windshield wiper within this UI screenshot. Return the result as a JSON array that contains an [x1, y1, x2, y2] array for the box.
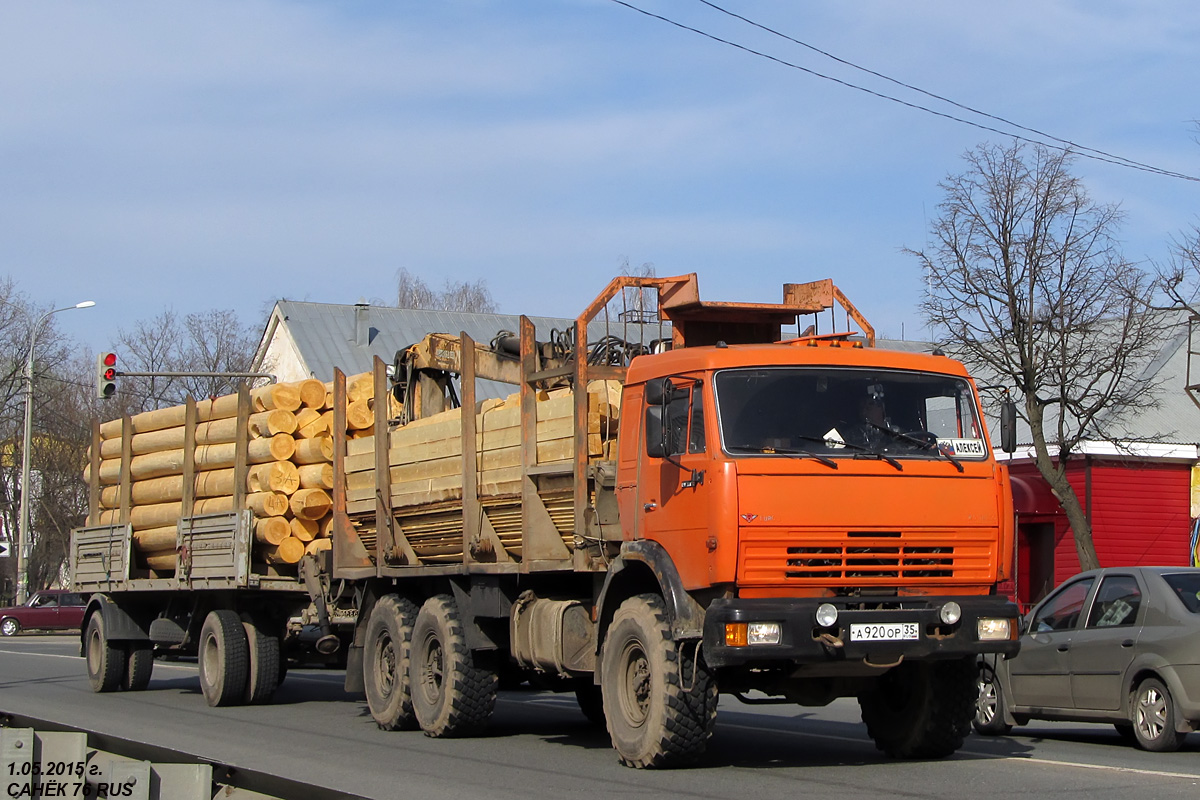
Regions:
[[793, 434, 902, 472], [727, 444, 838, 470], [865, 423, 965, 473]]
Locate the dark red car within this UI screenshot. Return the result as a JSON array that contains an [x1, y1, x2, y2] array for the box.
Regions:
[[0, 590, 88, 636]]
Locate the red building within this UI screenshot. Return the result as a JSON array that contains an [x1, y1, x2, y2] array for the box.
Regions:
[[1006, 447, 1196, 611]]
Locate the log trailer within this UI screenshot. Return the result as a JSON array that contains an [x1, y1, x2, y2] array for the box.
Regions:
[[72, 274, 1020, 768]]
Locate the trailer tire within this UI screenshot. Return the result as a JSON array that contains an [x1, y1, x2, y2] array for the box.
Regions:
[[122, 645, 154, 692], [600, 594, 717, 768], [859, 657, 975, 758], [364, 595, 419, 731], [411, 594, 497, 738], [243, 619, 281, 705], [198, 610, 249, 707], [85, 614, 123, 693]]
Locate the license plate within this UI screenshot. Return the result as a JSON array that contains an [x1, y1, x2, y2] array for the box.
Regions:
[[849, 622, 919, 641]]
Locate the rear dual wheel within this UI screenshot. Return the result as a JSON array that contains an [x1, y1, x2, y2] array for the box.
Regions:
[[410, 595, 498, 738], [198, 610, 281, 707], [859, 657, 976, 758], [85, 613, 155, 693]]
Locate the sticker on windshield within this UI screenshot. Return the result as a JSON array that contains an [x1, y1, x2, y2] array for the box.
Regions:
[[937, 438, 986, 457]]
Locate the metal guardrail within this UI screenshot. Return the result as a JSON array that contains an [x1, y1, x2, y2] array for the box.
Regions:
[[0, 711, 367, 800]]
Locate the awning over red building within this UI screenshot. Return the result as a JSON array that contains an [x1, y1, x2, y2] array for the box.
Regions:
[[1010, 475, 1061, 516]]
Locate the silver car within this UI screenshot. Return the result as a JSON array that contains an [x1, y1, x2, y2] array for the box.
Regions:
[[975, 566, 1200, 751]]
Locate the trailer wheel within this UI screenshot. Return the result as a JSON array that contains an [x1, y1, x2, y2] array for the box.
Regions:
[[364, 595, 419, 731], [973, 665, 1012, 735], [411, 594, 497, 737], [859, 657, 975, 758], [198, 610, 249, 707], [85, 614, 123, 693], [243, 618, 281, 705], [600, 594, 717, 768], [122, 645, 154, 692]]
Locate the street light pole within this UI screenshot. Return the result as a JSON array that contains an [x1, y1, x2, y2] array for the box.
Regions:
[[16, 300, 95, 604]]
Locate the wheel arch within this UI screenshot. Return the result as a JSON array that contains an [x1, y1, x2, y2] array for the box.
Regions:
[[1126, 662, 1190, 731], [78, 595, 150, 656], [594, 540, 706, 681]]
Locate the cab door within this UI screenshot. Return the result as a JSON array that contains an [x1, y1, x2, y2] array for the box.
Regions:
[[638, 378, 715, 590]]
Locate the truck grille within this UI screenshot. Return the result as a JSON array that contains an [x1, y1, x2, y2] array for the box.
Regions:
[[739, 528, 997, 586]]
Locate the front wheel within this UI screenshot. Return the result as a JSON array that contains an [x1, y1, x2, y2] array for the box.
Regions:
[[973, 666, 1012, 735], [600, 594, 717, 768], [1131, 677, 1186, 752], [1, 618, 20, 636], [859, 657, 975, 758]]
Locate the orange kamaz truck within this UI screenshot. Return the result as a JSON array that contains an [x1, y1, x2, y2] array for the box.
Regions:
[[74, 274, 1019, 768]]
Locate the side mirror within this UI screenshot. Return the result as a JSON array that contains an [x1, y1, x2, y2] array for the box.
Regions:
[[644, 377, 673, 407], [1000, 399, 1017, 454]]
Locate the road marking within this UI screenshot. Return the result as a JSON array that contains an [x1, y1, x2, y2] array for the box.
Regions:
[[1005, 756, 1200, 781]]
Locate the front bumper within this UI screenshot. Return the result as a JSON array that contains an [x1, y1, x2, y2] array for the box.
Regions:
[[702, 595, 1019, 669]]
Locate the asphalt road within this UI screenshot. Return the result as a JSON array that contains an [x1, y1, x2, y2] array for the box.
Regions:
[[2, 634, 1199, 799]]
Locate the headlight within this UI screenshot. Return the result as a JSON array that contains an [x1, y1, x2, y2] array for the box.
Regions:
[[940, 601, 962, 625], [977, 618, 1013, 641], [747, 622, 782, 645], [815, 603, 839, 627]]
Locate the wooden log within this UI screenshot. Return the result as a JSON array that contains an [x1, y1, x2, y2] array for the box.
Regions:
[[98, 394, 244, 439], [193, 496, 235, 515], [346, 399, 374, 431], [246, 491, 289, 517], [86, 435, 296, 484], [142, 552, 177, 572], [289, 488, 332, 520], [305, 538, 332, 556], [99, 468, 237, 508], [262, 537, 305, 564], [289, 516, 319, 542], [246, 461, 300, 494], [248, 409, 298, 438], [252, 383, 301, 412], [254, 516, 292, 546], [296, 463, 333, 490], [298, 379, 327, 409], [132, 525, 177, 551], [292, 436, 333, 465], [297, 410, 334, 439], [320, 513, 334, 538], [347, 373, 374, 403]]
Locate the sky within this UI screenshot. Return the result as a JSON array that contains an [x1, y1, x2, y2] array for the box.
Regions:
[[2, 1, 1198, 355]]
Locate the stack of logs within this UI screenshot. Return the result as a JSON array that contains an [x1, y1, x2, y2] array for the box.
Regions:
[[342, 380, 620, 563], [86, 374, 379, 575]]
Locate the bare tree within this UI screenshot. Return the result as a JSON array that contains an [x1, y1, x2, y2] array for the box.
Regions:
[[1156, 223, 1200, 315], [394, 268, 496, 313], [0, 279, 88, 596], [111, 308, 260, 411], [909, 141, 1165, 571]]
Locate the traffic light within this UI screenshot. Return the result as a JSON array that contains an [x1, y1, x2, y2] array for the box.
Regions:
[[96, 352, 118, 399]]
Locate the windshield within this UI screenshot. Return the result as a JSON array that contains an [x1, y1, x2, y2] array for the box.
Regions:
[[714, 367, 987, 461]]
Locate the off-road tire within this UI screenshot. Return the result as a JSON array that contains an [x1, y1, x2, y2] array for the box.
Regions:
[[859, 657, 975, 758], [1131, 677, 1185, 752], [243, 618, 281, 704], [85, 614, 123, 693], [122, 645, 154, 692], [364, 595, 420, 731], [1, 618, 20, 637], [411, 594, 497, 737], [973, 665, 1012, 735], [600, 594, 718, 769], [198, 610, 249, 707]]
